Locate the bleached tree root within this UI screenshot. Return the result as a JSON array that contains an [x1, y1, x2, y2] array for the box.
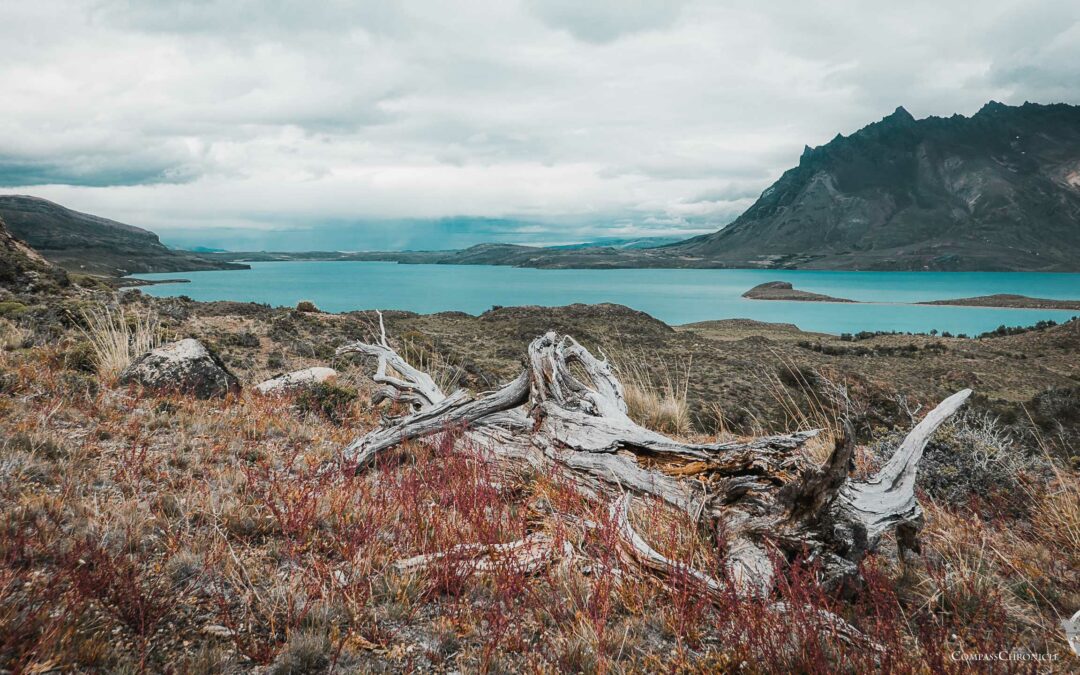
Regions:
[[336, 319, 970, 600], [394, 533, 566, 576], [609, 494, 884, 651]]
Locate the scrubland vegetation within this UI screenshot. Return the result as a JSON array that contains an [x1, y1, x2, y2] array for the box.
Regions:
[[0, 299, 1077, 673]]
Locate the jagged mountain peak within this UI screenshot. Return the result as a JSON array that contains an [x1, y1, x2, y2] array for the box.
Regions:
[[667, 101, 1080, 271], [884, 105, 915, 123]]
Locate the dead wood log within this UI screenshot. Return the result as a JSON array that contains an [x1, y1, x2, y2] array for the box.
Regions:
[[336, 319, 970, 597], [337, 312, 445, 411], [836, 388, 970, 542]]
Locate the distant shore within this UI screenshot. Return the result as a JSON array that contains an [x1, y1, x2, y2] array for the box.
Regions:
[[918, 293, 1080, 311], [743, 281, 1080, 311]]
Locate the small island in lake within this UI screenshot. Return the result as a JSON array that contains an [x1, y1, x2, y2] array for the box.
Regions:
[[919, 294, 1080, 311], [743, 284, 1080, 311], [742, 281, 855, 302]]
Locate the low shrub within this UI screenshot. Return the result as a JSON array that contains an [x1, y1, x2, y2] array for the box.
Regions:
[[0, 301, 28, 318], [292, 382, 358, 424]]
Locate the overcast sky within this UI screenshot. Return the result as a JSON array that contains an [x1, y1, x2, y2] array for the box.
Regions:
[[1, 0, 1078, 250]]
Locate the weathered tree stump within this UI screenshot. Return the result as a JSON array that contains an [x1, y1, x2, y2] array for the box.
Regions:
[[335, 315, 970, 621]]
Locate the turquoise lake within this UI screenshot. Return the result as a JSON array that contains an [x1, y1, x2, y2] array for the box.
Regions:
[[131, 262, 1080, 335]]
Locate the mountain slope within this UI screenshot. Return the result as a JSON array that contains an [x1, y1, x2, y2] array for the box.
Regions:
[[0, 214, 68, 292], [668, 102, 1080, 271], [0, 195, 248, 276]]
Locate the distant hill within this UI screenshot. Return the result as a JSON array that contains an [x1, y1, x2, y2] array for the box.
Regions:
[[666, 102, 1080, 271], [0, 195, 248, 276], [0, 214, 68, 292], [547, 236, 685, 250]]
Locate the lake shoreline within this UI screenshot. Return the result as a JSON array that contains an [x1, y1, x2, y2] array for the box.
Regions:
[[129, 260, 1080, 336]]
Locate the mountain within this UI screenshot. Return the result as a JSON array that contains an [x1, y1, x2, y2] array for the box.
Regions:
[[667, 102, 1080, 271], [0, 195, 248, 276], [547, 236, 685, 250], [0, 214, 68, 292]]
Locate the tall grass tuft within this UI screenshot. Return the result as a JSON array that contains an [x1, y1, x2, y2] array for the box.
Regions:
[[0, 319, 31, 351], [399, 334, 463, 393], [756, 359, 842, 467], [1028, 459, 1080, 563], [617, 354, 691, 436], [79, 305, 161, 381]]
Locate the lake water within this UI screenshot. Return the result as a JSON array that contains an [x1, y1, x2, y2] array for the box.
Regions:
[[131, 262, 1080, 335]]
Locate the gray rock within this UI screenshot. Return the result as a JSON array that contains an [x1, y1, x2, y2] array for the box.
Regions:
[[254, 367, 338, 395], [119, 338, 240, 399]]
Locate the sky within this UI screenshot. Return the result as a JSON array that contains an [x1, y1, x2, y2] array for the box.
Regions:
[[1, 0, 1078, 251]]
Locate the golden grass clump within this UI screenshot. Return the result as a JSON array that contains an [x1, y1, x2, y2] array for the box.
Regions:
[[1030, 462, 1080, 562], [398, 333, 463, 393], [617, 355, 691, 436], [0, 319, 31, 351], [79, 304, 162, 380]]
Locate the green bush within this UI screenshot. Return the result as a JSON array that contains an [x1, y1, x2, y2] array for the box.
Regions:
[[293, 382, 358, 424], [0, 301, 28, 318], [266, 351, 286, 370], [220, 331, 260, 348], [61, 340, 98, 372], [295, 300, 319, 313]]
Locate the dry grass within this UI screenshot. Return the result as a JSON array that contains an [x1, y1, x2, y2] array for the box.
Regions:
[[78, 304, 162, 381], [616, 353, 692, 436], [1, 329, 1078, 672], [398, 334, 463, 393], [752, 361, 851, 469], [1029, 461, 1080, 559], [0, 319, 31, 351]]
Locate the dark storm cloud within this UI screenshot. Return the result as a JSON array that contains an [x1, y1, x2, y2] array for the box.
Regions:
[[0, 159, 189, 188]]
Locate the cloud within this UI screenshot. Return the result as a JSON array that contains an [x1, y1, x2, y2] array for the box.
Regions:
[[525, 0, 688, 43], [0, 0, 1078, 249], [0, 156, 198, 188]]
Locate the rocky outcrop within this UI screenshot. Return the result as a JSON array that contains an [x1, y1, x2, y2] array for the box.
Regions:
[[254, 367, 338, 395], [119, 339, 240, 399], [0, 214, 68, 292], [742, 281, 854, 302]]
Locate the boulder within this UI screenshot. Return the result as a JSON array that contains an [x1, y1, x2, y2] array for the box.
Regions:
[[254, 367, 338, 395], [119, 338, 240, 399]]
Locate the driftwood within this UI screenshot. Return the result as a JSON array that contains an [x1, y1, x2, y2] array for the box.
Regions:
[[336, 319, 970, 603]]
